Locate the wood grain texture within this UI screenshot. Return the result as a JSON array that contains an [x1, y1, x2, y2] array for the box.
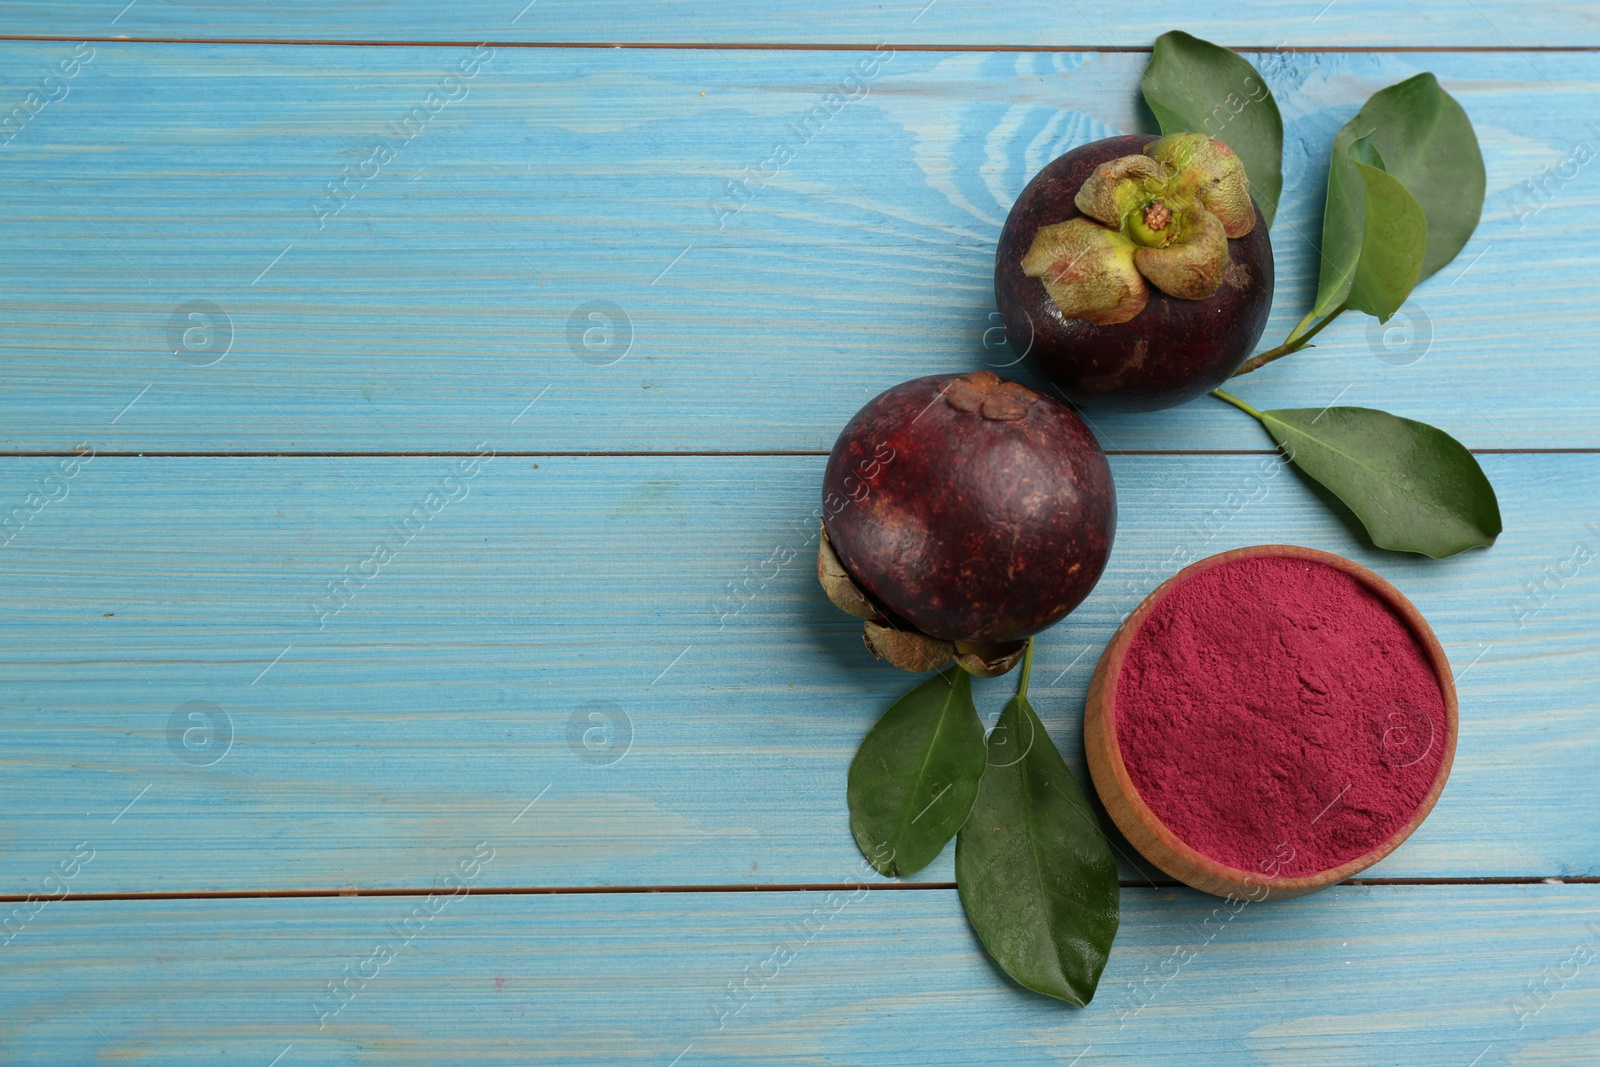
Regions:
[[1, 453, 1592, 894], [2, 18, 1594, 1061], [0, 0, 1594, 48], [1, 45, 1595, 452], [2, 885, 1597, 1064]]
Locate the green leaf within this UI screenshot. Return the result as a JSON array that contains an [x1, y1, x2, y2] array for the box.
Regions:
[[1345, 152, 1427, 322], [847, 669, 986, 878], [1312, 73, 1485, 315], [1312, 137, 1428, 320], [1259, 406, 1502, 558], [1140, 30, 1283, 228], [955, 693, 1119, 1005], [1348, 130, 1385, 170], [1349, 73, 1485, 282], [1310, 130, 1371, 318]]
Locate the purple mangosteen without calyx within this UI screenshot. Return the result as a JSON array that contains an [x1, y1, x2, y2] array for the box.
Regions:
[[818, 370, 1115, 677], [994, 133, 1274, 411]]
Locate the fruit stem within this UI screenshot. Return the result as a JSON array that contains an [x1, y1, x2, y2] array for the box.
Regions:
[[1015, 637, 1035, 702], [1210, 388, 1264, 421], [1230, 305, 1347, 377], [1285, 309, 1320, 345], [1289, 306, 1345, 349]]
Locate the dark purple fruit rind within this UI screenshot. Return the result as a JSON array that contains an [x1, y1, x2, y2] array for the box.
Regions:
[[995, 134, 1274, 412], [822, 373, 1115, 644]]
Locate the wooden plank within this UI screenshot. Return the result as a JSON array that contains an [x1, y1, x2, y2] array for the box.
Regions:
[[0, 45, 1595, 452], [1, 885, 1595, 1064], [0, 0, 1592, 48], [1, 452, 1593, 893]]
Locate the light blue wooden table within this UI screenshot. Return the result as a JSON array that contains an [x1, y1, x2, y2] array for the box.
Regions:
[[2, 4, 1597, 1063]]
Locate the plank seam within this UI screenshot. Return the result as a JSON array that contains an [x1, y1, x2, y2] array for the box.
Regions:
[[1, 449, 1592, 459], [0, 37, 1597, 53], [5, 876, 1594, 904]]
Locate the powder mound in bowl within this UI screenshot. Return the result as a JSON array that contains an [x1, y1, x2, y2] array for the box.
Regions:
[[1115, 555, 1447, 878]]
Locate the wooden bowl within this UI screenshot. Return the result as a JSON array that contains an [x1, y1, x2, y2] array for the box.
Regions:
[[1084, 544, 1458, 901]]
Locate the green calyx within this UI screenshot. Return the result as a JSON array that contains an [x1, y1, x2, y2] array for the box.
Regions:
[[1145, 133, 1257, 238], [1023, 133, 1256, 325]]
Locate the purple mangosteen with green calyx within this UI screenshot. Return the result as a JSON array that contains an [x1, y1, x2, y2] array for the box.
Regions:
[[994, 133, 1274, 411]]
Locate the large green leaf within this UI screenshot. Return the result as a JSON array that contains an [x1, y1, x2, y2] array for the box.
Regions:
[[1345, 151, 1427, 322], [1354, 73, 1485, 281], [1260, 406, 1501, 558], [1312, 74, 1485, 316], [955, 693, 1119, 1005], [847, 669, 985, 878], [1140, 30, 1283, 227], [1310, 127, 1371, 318]]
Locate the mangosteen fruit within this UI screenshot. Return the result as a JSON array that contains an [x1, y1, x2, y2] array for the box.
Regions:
[[818, 370, 1115, 676], [994, 133, 1274, 411]]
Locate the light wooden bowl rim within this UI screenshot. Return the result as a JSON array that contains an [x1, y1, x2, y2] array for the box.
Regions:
[[1084, 544, 1459, 901]]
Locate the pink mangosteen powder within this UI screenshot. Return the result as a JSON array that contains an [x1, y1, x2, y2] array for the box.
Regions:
[[1114, 555, 1447, 878]]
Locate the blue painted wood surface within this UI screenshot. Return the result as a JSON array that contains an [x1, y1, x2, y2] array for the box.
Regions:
[[3, 886, 1596, 1065], [1, 45, 1597, 452], [0, 0, 1591, 48], [1, 8, 1597, 1063], [0, 453, 1596, 895]]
